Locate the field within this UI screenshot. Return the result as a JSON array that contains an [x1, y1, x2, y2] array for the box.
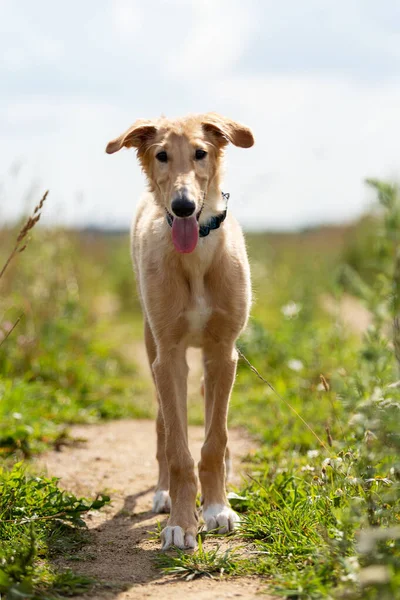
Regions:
[[0, 180, 399, 599]]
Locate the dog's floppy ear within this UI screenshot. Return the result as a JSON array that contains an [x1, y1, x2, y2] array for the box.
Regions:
[[201, 113, 254, 148], [106, 120, 158, 154]]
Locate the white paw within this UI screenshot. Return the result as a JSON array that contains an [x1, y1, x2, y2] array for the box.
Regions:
[[152, 490, 171, 513], [161, 526, 197, 551], [203, 504, 240, 534]]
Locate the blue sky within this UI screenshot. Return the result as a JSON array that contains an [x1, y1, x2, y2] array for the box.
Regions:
[[1, 0, 400, 229]]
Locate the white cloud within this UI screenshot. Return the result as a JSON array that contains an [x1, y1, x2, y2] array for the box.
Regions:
[[112, 0, 144, 39], [0, 1, 400, 229], [166, 0, 254, 79], [0, 2, 63, 70], [218, 75, 400, 227]]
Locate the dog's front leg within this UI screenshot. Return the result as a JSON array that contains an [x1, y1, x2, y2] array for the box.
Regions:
[[199, 343, 240, 533], [152, 347, 198, 550]]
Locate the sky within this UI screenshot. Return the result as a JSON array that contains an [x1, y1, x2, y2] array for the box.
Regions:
[[0, 0, 400, 230]]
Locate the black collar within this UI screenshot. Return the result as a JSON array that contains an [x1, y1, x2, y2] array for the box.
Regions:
[[166, 191, 229, 238]]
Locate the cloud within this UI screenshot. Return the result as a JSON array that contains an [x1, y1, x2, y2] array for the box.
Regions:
[[0, 1, 399, 229], [237, 1, 400, 80], [217, 75, 400, 228], [166, 0, 255, 80]]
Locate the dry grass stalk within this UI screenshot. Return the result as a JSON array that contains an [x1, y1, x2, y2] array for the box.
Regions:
[[0, 315, 22, 348], [320, 374, 330, 391], [0, 190, 49, 280]]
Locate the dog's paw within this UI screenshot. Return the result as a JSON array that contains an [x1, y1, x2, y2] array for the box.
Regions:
[[203, 504, 240, 534], [161, 525, 197, 551], [152, 490, 171, 513]]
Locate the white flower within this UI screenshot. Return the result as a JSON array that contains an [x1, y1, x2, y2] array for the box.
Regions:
[[371, 387, 384, 402], [349, 413, 365, 426], [301, 464, 315, 472], [12, 412, 22, 420], [364, 430, 377, 444], [365, 477, 393, 486], [288, 359, 304, 372], [322, 456, 343, 470], [307, 450, 319, 459], [346, 476, 361, 486], [281, 301, 302, 319]]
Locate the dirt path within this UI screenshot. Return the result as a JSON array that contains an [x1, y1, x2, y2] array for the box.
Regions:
[[321, 293, 372, 335], [39, 420, 270, 599], [37, 346, 274, 599]]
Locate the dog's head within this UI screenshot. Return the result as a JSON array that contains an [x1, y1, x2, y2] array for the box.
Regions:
[[106, 113, 254, 253]]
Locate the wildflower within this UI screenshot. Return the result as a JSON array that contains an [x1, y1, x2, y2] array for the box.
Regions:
[[364, 430, 377, 445], [312, 476, 325, 486], [281, 301, 301, 319], [348, 413, 365, 426], [307, 449, 319, 459], [301, 464, 315, 472], [322, 456, 343, 469], [288, 359, 304, 372], [319, 374, 330, 391], [12, 412, 22, 420], [346, 475, 361, 486], [2, 321, 14, 332], [341, 556, 360, 583], [365, 477, 393, 486], [370, 386, 384, 403]]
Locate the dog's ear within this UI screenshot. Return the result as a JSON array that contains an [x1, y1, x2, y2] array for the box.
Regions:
[[106, 120, 158, 154], [201, 113, 254, 149]]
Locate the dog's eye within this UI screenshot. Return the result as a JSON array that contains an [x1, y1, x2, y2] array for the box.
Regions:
[[156, 151, 168, 163], [195, 149, 207, 160]]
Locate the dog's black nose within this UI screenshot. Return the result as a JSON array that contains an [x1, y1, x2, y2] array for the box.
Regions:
[[171, 196, 196, 218]]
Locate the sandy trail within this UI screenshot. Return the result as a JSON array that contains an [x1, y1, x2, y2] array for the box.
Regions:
[[37, 348, 274, 599], [321, 293, 372, 335]]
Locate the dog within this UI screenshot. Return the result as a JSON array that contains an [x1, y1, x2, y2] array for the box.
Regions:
[[106, 113, 254, 550]]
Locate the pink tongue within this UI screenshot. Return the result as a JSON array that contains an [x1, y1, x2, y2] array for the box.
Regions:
[[171, 215, 199, 253]]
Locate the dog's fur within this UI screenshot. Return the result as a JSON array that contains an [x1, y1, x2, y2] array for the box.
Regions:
[[106, 113, 254, 550]]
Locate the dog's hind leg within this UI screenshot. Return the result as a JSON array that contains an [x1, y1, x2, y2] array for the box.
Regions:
[[199, 343, 240, 533], [144, 320, 171, 513]]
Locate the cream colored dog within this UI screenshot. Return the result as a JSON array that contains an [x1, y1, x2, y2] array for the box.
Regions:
[[106, 113, 254, 550]]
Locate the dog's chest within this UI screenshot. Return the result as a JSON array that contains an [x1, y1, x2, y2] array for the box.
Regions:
[[181, 245, 216, 346], [186, 296, 212, 340]]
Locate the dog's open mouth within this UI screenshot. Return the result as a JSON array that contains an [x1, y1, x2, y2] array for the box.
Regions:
[[166, 203, 203, 254]]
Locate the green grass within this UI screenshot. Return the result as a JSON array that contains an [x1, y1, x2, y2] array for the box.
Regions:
[[0, 227, 152, 458], [0, 218, 152, 596], [0, 462, 109, 598], [226, 181, 400, 599], [1, 180, 400, 598], [156, 181, 400, 599], [156, 534, 243, 580]]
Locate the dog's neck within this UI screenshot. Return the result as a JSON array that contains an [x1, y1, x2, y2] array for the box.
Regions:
[[199, 183, 228, 224]]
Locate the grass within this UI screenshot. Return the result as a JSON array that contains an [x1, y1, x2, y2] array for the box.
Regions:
[[0, 462, 109, 599], [0, 197, 152, 596], [1, 180, 400, 598], [156, 534, 243, 580], [157, 182, 400, 599]]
